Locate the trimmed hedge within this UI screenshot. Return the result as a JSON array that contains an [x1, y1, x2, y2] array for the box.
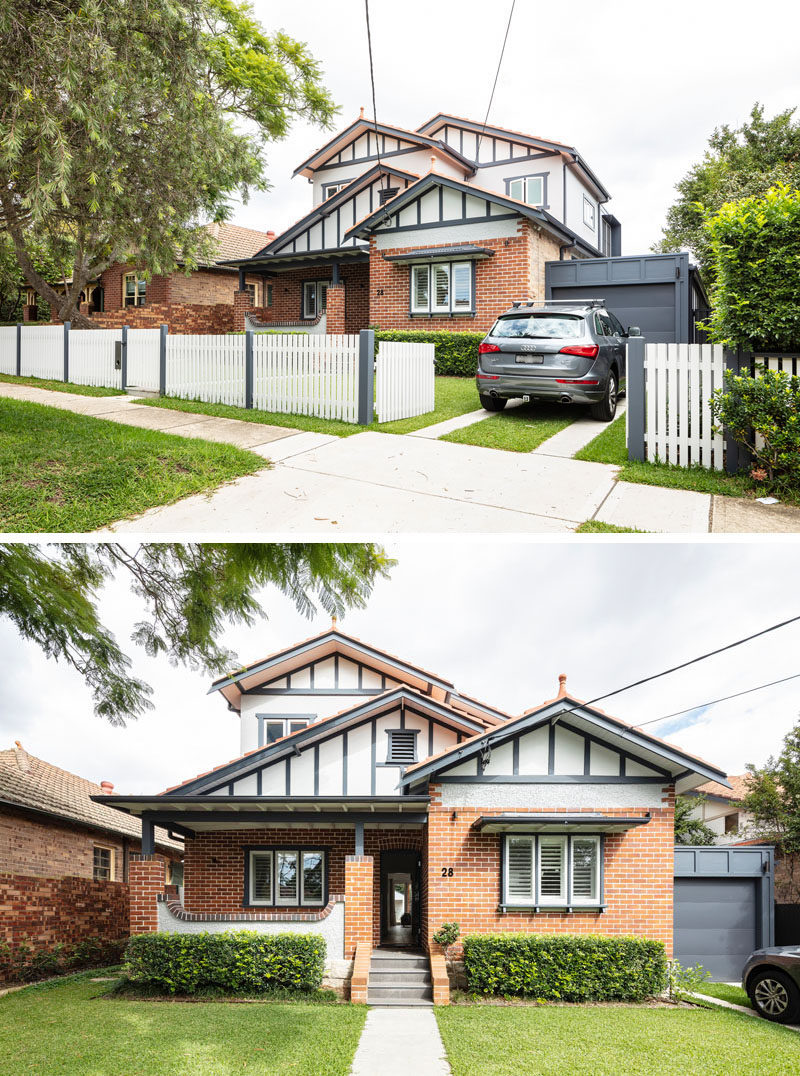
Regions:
[[375, 330, 483, 377], [124, 931, 325, 995], [462, 934, 667, 1001]]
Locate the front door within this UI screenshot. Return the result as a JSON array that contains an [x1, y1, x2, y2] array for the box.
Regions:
[[380, 849, 421, 948]]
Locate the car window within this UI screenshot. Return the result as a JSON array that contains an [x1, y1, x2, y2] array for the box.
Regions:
[[598, 313, 616, 337], [593, 313, 606, 336], [491, 314, 583, 339], [609, 312, 626, 336]]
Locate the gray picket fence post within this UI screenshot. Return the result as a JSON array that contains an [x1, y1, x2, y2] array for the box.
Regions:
[[15, 323, 21, 376], [63, 321, 70, 383], [626, 334, 646, 462], [723, 348, 752, 475], [245, 326, 254, 409], [159, 324, 168, 396], [121, 325, 128, 390], [357, 329, 375, 425]]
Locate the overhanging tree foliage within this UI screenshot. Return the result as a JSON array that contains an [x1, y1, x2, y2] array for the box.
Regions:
[[0, 0, 337, 327], [674, 794, 717, 845], [0, 543, 393, 724], [653, 103, 800, 278]]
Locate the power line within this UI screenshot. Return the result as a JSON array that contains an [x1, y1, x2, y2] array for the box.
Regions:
[[555, 613, 800, 723], [633, 671, 800, 729], [363, 0, 387, 196], [475, 0, 516, 163]]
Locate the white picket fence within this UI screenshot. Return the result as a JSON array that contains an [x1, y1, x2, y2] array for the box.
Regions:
[[0, 327, 16, 374], [638, 343, 726, 470], [375, 341, 435, 423], [20, 325, 64, 381], [127, 329, 162, 391], [69, 328, 123, 389], [166, 334, 246, 406], [254, 334, 359, 422]]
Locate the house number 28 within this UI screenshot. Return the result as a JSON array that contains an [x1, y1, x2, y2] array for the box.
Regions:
[[441, 867, 454, 877]]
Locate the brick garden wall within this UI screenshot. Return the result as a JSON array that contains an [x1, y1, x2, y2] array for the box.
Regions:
[[90, 301, 237, 334], [424, 785, 676, 957]]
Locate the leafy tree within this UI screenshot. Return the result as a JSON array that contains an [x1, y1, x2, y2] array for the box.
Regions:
[[740, 719, 800, 901], [674, 794, 717, 845], [0, 0, 336, 327], [654, 103, 800, 277], [0, 234, 71, 323], [0, 543, 393, 725]]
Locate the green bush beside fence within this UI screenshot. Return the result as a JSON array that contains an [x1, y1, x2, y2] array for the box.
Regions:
[[375, 330, 482, 377], [462, 933, 667, 1001], [124, 931, 326, 995]]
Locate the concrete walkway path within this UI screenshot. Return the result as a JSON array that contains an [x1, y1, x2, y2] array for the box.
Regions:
[[350, 1008, 451, 1076]]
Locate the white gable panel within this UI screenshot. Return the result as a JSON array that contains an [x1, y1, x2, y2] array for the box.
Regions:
[[314, 657, 336, 689], [291, 668, 310, 688], [361, 667, 382, 689], [464, 194, 485, 219], [233, 773, 258, 795], [267, 675, 288, 689], [464, 131, 478, 159], [398, 203, 418, 228], [374, 764, 400, 794], [375, 710, 400, 764], [385, 678, 400, 690], [489, 201, 507, 216], [318, 735, 343, 795], [260, 762, 285, 796], [355, 189, 371, 222], [346, 722, 372, 795], [483, 740, 514, 776], [626, 759, 661, 777], [338, 658, 360, 689], [208, 785, 228, 796], [590, 742, 621, 776], [442, 187, 462, 219], [518, 727, 549, 774], [432, 724, 458, 757], [420, 189, 439, 224], [308, 222, 324, 250], [290, 748, 315, 795], [554, 727, 585, 774], [443, 756, 478, 777], [354, 133, 369, 157]]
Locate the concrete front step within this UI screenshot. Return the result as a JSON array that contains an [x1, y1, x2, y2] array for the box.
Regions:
[[365, 996, 434, 1007], [369, 970, 431, 985], [368, 985, 433, 1001], [367, 950, 433, 1006]]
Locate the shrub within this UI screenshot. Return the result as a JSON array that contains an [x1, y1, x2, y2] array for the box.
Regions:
[[462, 934, 667, 1001], [432, 922, 460, 954], [710, 365, 800, 490], [704, 183, 800, 350], [375, 330, 483, 377], [124, 931, 326, 996], [666, 958, 710, 1000]]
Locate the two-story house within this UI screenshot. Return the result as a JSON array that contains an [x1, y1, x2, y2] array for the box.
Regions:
[[225, 112, 622, 335], [96, 627, 728, 1002]]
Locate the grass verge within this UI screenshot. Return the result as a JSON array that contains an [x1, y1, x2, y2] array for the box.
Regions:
[[574, 414, 782, 501], [0, 373, 122, 397], [0, 398, 265, 533], [575, 521, 649, 533], [133, 376, 479, 437], [0, 972, 366, 1076], [435, 1002, 797, 1076], [440, 401, 574, 452], [693, 983, 752, 1008]]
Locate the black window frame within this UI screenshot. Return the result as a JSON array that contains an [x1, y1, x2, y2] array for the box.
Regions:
[[256, 713, 316, 748], [503, 171, 549, 209], [243, 845, 329, 909]]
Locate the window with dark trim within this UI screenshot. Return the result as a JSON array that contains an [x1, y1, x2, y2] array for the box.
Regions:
[[503, 834, 601, 908], [247, 848, 326, 907], [410, 261, 473, 316], [386, 728, 418, 764], [583, 195, 596, 230], [93, 845, 114, 881], [256, 715, 313, 748], [322, 181, 352, 200], [506, 174, 547, 207]]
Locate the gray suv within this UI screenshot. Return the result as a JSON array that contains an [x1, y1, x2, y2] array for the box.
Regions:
[[743, 946, 800, 1024], [476, 300, 638, 422]]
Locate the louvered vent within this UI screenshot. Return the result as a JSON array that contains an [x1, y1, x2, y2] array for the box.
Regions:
[[506, 837, 533, 901], [539, 839, 565, 898], [387, 729, 417, 763], [379, 187, 399, 205]]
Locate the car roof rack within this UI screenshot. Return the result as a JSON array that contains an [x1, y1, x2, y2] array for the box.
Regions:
[[510, 299, 606, 309]]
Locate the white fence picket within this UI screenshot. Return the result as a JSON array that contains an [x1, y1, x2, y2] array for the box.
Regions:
[[69, 329, 123, 388], [127, 329, 162, 391], [642, 342, 725, 471], [253, 333, 359, 422], [20, 325, 64, 380], [166, 334, 246, 406], [375, 341, 435, 423], [0, 327, 17, 375]]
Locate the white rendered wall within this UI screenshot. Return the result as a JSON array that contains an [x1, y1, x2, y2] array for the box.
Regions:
[[439, 782, 670, 810]]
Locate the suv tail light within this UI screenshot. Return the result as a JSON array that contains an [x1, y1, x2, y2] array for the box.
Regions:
[[478, 342, 501, 354], [559, 344, 599, 358]]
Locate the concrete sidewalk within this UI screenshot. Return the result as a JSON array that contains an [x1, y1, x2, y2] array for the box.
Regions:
[[350, 1008, 451, 1076]]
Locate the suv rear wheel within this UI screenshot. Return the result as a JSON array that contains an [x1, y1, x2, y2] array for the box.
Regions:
[[749, 969, 800, 1024], [479, 394, 507, 412], [590, 371, 617, 422]]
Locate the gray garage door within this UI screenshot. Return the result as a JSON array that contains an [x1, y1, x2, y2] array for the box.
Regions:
[[548, 281, 678, 344], [674, 878, 757, 981]]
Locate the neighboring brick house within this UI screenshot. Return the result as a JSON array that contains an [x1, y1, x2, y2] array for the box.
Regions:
[[0, 742, 182, 967], [224, 112, 621, 334], [38, 223, 274, 333], [96, 628, 727, 997]]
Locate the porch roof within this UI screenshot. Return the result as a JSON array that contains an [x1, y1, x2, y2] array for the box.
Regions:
[[383, 245, 495, 265], [471, 813, 651, 834], [219, 245, 369, 274]]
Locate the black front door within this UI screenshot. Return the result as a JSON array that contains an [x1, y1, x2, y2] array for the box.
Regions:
[[380, 849, 421, 948]]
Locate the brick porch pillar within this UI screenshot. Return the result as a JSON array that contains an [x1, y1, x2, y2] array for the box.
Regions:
[[233, 289, 254, 332], [344, 854, 373, 959], [325, 283, 345, 333], [129, 855, 164, 935]]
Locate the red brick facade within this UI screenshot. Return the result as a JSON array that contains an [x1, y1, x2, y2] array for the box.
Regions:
[[129, 856, 166, 934], [344, 856, 373, 958]]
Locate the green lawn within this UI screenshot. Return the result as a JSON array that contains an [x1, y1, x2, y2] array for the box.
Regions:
[[0, 973, 366, 1076], [133, 376, 479, 437], [435, 1003, 799, 1076], [0, 398, 265, 533], [575, 521, 648, 533], [0, 373, 122, 397], [440, 401, 574, 452], [575, 414, 759, 499], [694, 982, 752, 1008]]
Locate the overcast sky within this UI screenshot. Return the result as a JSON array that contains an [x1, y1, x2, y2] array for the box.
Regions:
[[2, 541, 799, 794], [226, 0, 800, 256]]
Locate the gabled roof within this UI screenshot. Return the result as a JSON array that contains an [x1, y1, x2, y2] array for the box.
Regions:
[[292, 116, 475, 179], [694, 775, 749, 803], [343, 171, 603, 257], [399, 688, 729, 795], [209, 627, 461, 711], [165, 686, 493, 797], [201, 223, 274, 265], [0, 743, 181, 852]]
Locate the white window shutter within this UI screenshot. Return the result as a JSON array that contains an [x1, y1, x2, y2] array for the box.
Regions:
[[571, 838, 599, 902], [539, 836, 566, 902], [506, 836, 534, 902]]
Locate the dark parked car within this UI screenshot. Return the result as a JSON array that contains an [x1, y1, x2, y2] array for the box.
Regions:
[[475, 299, 639, 422], [743, 947, 800, 1024]]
